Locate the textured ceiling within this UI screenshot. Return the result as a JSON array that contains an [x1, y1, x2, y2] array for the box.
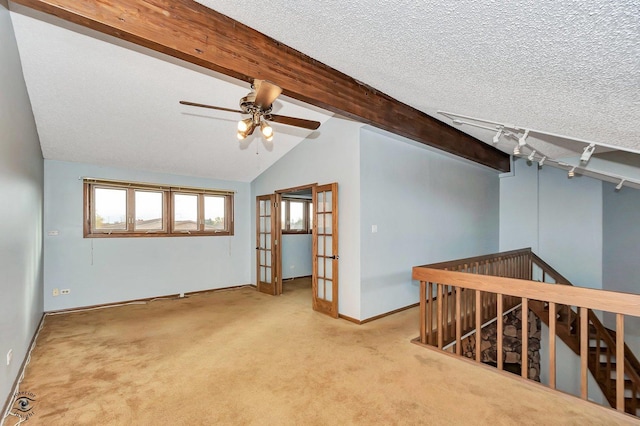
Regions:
[[198, 0, 640, 159], [9, 1, 640, 183], [9, 5, 333, 182]]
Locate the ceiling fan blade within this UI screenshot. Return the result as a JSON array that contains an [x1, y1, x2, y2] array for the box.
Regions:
[[267, 114, 321, 130], [180, 100, 243, 114], [253, 80, 282, 110]]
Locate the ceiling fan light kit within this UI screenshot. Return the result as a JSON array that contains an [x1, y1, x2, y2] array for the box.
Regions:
[[181, 79, 321, 144]]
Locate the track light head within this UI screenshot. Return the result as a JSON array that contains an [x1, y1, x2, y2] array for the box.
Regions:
[[580, 143, 596, 164], [616, 179, 625, 191], [568, 167, 576, 178], [513, 145, 520, 156], [518, 130, 530, 147], [527, 150, 537, 162], [538, 156, 546, 167], [493, 128, 503, 144]]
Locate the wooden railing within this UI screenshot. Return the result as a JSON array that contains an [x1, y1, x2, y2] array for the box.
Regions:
[[412, 248, 640, 416]]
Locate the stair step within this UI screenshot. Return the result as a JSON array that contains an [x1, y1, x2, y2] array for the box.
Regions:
[[600, 362, 619, 371], [625, 397, 640, 414]]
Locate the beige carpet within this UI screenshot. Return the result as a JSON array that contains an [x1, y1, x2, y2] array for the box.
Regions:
[[3, 278, 637, 425]]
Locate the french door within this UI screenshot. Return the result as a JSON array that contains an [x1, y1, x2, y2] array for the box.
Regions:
[[312, 183, 339, 318], [256, 194, 280, 295]]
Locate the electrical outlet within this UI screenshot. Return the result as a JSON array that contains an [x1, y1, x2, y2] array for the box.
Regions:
[[6, 349, 12, 366], [52, 288, 59, 297], [61, 289, 71, 295]]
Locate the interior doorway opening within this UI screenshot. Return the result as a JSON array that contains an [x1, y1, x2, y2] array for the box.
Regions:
[[278, 186, 313, 294], [256, 182, 339, 318]]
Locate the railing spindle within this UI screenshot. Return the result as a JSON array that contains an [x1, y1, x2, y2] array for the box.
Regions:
[[580, 306, 588, 399], [427, 282, 433, 345], [616, 313, 624, 411], [420, 281, 427, 344], [497, 293, 504, 371], [522, 297, 529, 379], [549, 302, 557, 390], [476, 289, 482, 363], [456, 286, 462, 356], [444, 284, 449, 342], [437, 283, 443, 349]]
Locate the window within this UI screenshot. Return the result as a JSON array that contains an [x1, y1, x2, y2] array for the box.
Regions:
[[84, 179, 233, 237], [281, 198, 312, 234]]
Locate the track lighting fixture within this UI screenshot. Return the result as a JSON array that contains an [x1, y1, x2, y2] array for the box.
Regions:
[[437, 110, 640, 191], [493, 128, 503, 144], [580, 143, 596, 164]]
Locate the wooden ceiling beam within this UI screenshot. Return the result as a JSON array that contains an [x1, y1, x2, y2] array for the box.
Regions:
[[12, 0, 510, 171]]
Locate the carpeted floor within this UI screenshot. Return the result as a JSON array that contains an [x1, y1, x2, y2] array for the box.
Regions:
[[3, 278, 637, 425]]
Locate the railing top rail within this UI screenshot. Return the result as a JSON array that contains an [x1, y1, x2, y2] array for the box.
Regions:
[[528, 251, 572, 285], [412, 267, 640, 317], [416, 248, 532, 270]]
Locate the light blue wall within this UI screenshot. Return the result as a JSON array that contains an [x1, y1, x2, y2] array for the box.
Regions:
[[251, 116, 363, 318], [0, 1, 44, 407], [602, 182, 640, 353], [359, 128, 500, 319], [43, 160, 251, 311], [499, 158, 539, 252], [538, 166, 602, 289], [603, 182, 640, 295], [281, 234, 312, 279], [500, 159, 603, 289]]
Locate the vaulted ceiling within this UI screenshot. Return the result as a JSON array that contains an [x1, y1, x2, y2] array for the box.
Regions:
[[8, 0, 640, 183]]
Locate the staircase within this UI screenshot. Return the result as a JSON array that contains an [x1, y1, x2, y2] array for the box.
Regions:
[[531, 300, 640, 416], [412, 248, 640, 418]]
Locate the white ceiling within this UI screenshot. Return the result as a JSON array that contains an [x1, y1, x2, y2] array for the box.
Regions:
[[9, 4, 333, 182], [9, 1, 640, 182]]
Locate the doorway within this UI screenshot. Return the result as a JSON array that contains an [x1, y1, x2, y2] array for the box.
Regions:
[[278, 185, 313, 294], [256, 182, 339, 318]]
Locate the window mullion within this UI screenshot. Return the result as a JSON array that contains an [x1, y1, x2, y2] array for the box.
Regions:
[[127, 188, 135, 232], [285, 200, 290, 232], [198, 194, 205, 232]]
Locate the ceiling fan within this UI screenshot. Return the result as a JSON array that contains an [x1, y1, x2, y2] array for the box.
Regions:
[[180, 79, 321, 142]]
